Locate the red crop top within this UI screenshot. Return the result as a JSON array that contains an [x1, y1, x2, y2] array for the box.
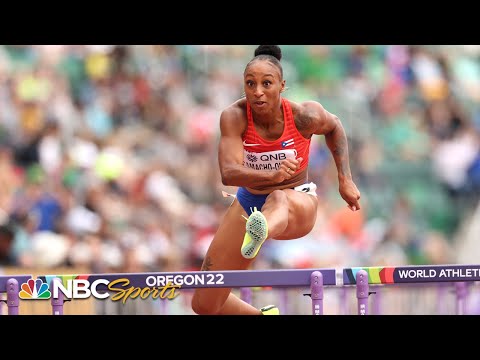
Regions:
[[242, 98, 311, 173]]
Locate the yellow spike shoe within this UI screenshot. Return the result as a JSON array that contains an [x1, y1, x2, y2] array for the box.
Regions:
[[241, 207, 268, 259], [260, 305, 280, 315]]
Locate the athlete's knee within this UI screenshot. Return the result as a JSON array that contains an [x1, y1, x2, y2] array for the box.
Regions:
[[265, 189, 288, 207], [191, 291, 221, 315]]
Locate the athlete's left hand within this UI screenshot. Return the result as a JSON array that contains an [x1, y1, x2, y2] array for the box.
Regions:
[[339, 178, 361, 211]]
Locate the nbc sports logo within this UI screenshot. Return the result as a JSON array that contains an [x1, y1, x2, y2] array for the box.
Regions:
[[19, 278, 51, 299]]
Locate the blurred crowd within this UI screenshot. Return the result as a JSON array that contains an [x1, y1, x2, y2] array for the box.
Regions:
[[0, 45, 479, 274]]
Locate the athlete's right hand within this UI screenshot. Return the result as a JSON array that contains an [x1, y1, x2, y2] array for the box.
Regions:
[[272, 157, 303, 183]]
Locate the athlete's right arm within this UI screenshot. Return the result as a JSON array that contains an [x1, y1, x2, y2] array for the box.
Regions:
[[218, 107, 277, 187]]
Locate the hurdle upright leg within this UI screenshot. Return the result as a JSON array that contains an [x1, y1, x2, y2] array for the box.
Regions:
[[455, 282, 468, 315], [310, 271, 323, 315], [240, 287, 252, 304], [6, 278, 19, 315], [356, 270, 369, 315], [50, 278, 64, 315], [279, 288, 289, 314]]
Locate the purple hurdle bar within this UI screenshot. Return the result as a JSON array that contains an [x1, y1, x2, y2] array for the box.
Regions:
[[310, 271, 323, 315], [356, 270, 369, 315], [50, 277, 64, 315], [39, 268, 337, 290]]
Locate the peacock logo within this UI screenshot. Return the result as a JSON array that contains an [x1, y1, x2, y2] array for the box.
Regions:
[[19, 278, 51, 299]]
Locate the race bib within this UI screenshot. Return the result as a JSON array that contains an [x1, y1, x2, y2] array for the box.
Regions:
[[243, 149, 297, 171]]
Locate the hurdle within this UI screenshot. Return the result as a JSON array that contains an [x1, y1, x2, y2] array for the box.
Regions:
[[37, 268, 337, 315], [3, 263, 480, 314], [341, 264, 480, 315]]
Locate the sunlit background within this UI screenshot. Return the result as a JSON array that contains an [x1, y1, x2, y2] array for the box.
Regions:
[[0, 45, 479, 314]]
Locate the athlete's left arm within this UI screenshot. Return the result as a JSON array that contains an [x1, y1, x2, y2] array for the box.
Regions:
[[308, 101, 361, 211]]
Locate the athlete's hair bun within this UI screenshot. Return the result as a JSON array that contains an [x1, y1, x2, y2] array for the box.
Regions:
[[254, 45, 282, 61]]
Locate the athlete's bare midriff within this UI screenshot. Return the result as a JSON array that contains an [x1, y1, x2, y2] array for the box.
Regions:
[[246, 168, 309, 194]]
